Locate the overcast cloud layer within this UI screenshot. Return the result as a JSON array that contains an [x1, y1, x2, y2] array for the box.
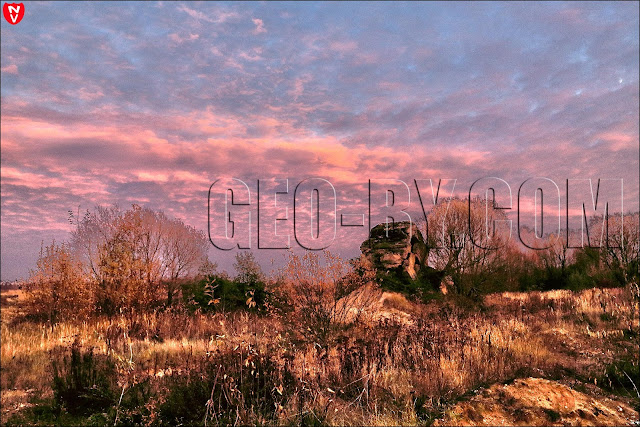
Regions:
[[1, 1, 638, 280]]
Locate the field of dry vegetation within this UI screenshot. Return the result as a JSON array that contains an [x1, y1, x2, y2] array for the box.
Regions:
[[2, 284, 638, 426], [1, 204, 638, 425]]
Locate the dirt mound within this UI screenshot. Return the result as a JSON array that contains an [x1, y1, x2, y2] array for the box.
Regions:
[[434, 377, 638, 426]]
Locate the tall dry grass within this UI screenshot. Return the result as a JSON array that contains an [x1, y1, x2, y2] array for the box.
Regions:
[[2, 284, 638, 425]]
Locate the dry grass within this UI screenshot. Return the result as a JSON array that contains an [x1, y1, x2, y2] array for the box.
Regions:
[[1, 285, 638, 425]]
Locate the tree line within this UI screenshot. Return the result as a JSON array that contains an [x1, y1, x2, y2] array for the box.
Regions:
[[411, 198, 640, 298], [23, 201, 639, 324]]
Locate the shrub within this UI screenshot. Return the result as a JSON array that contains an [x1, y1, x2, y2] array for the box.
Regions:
[[277, 251, 379, 347], [24, 242, 91, 323], [181, 274, 269, 312], [51, 339, 117, 416], [600, 360, 640, 399], [159, 343, 292, 425]]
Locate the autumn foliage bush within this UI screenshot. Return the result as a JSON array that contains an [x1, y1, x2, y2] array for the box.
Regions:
[[23, 204, 210, 321], [275, 251, 379, 347], [24, 241, 92, 323]]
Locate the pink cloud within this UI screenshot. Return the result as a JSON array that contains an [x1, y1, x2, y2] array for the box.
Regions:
[[330, 40, 358, 53], [168, 33, 200, 44], [1, 64, 18, 74], [252, 18, 266, 34]]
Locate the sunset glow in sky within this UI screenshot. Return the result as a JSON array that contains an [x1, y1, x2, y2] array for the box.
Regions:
[[1, 1, 638, 280]]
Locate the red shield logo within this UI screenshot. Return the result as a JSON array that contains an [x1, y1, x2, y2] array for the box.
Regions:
[[3, 3, 24, 25]]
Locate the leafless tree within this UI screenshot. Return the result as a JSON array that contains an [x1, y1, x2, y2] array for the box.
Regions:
[[589, 212, 640, 284], [426, 197, 511, 294]]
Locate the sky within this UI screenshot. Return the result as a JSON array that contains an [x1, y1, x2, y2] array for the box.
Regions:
[[1, 1, 638, 280]]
